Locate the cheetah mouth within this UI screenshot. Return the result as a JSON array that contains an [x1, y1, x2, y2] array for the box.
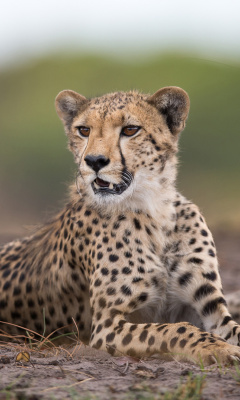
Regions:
[[92, 176, 130, 195]]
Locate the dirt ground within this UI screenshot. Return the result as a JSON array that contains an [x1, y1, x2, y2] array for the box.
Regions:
[[0, 231, 240, 400]]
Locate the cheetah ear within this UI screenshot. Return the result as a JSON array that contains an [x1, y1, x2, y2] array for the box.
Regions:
[[147, 86, 190, 135], [55, 90, 88, 128]]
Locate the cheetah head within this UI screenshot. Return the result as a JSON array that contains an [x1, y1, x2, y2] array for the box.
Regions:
[[55, 87, 189, 212]]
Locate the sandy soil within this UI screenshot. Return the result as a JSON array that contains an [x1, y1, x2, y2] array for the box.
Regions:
[[0, 231, 239, 400]]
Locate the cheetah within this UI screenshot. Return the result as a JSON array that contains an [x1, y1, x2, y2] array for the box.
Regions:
[[0, 86, 240, 365]]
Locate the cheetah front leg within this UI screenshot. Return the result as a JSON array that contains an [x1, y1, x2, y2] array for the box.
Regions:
[[167, 202, 240, 346], [89, 310, 240, 365], [88, 266, 240, 365]]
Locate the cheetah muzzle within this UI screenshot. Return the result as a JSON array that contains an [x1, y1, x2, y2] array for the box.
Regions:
[[92, 170, 133, 196]]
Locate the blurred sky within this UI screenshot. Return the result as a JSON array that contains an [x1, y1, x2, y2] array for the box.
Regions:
[[1, 0, 240, 67]]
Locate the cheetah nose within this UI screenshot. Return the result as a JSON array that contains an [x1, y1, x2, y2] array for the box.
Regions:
[[84, 155, 110, 173]]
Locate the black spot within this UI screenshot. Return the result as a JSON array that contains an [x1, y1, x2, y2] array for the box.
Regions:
[[121, 285, 132, 296], [115, 298, 123, 305], [179, 339, 187, 348], [106, 287, 116, 296], [116, 242, 123, 249], [112, 269, 118, 275], [156, 324, 168, 332], [84, 209, 92, 216], [97, 252, 103, 260], [62, 304, 68, 314], [208, 249, 215, 257], [104, 319, 112, 327], [99, 298, 106, 308], [148, 336, 155, 346], [132, 277, 143, 283], [124, 252, 132, 258], [37, 297, 44, 306], [123, 236, 130, 245], [13, 286, 21, 296], [101, 268, 109, 275], [202, 271, 217, 281], [49, 306, 55, 316], [139, 330, 148, 342], [106, 332, 115, 342], [87, 226, 92, 234], [109, 254, 119, 262], [6, 254, 20, 262], [11, 271, 18, 280], [133, 218, 141, 230], [96, 312, 102, 321], [170, 261, 178, 272], [84, 238, 90, 246], [221, 316, 233, 326], [96, 324, 102, 333], [138, 293, 148, 302], [201, 229, 208, 237], [94, 279, 102, 287], [170, 337, 178, 348], [0, 300, 7, 309], [71, 272, 79, 281], [2, 269, 11, 278], [30, 311, 37, 320], [145, 226, 152, 236], [202, 297, 227, 316], [188, 257, 203, 265], [28, 299, 34, 308], [178, 272, 192, 286], [194, 284, 216, 301], [122, 267, 131, 274], [113, 222, 120, 230], [177, 326, 186, 334], [194, 247, 203, 253], [11, 311, 21, 319], [160, 341, 168, 353], [189, 238, 196, 245], [71, 249, 76, 258], [3, 281, 11, 291], [94, 338, 103, 349], [14, 299, 23, 308], [103, 236, 109, 243], [122, 333, 132, 346], [224, 332, 232, 341], [19, 273, 26, 283]]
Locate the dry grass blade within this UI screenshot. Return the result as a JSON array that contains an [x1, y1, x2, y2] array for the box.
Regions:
[[41, 377, 94, 392]]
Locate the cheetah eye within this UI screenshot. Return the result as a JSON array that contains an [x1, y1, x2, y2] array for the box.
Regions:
[[121, 126, 141, 137], [77, 126, 90, 137]]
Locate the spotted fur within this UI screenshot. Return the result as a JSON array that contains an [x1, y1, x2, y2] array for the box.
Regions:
[[0, 86, 240, 365]]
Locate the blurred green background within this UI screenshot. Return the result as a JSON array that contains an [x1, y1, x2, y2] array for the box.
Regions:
[[1, 1, 240, 236], [0, 53, 239, 234]]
